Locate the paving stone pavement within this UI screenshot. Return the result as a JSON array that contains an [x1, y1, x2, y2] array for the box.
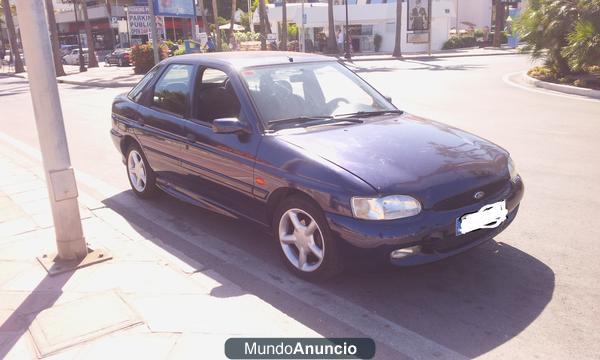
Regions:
[[0, 144, 319, 359]]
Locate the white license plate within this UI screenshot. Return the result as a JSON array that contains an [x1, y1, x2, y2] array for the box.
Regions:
[[456, 200, 508, 235]]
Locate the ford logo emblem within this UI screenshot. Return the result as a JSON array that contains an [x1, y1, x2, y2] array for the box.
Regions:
[[473, 191, 485, 200]]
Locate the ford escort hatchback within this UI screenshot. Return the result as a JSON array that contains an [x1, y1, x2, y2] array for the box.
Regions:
[[110, 52, 524, 280]]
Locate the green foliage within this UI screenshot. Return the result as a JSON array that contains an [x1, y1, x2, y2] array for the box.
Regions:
[[217, 16, 229, 26], [131, 43, 168, 74], [528, 65, 558, 81], [374, 33, 383, 52], [442, 36, 476, 50], [173, 47, 185, 56], [288, 23, 299, 40], [514, 0, 600, 76], [234, 31, 260, 42]]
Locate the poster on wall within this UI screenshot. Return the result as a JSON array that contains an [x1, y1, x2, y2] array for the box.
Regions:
[[407, 0, 430, 32], [153, 0, 195, 17]]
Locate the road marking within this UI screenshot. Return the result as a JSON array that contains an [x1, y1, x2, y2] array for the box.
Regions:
[[502, 71, 600, 103], [0, 131, 467, 360]]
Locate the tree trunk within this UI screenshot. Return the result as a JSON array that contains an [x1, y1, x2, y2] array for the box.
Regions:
[[492, 0, 503, 47], [259, 0, 266, 50], [281, 0, 287, 51], [211, 0, 221, 51], [2, 0, 24, 73], [44, 0, 66, 76], [392, 0, 402, 57], [80, 0, 98, 67], [199, 0, 208, 33], [230, 0, 236, 32], [326, 0, 337, 54], [104, 0, 114, 50]]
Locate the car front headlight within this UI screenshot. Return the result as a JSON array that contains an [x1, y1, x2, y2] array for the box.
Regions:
[[351, 195, 422, 220], [508, 157, 519, 182]]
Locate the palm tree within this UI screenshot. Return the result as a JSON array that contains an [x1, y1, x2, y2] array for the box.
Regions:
[[492, 0, 503, 48], [211, 0, 221, 51], [79, 0, 98, 67], [44, 0, 66, 76], [230, 0, 236, 32], [1, 0, 24, 73], [259, 0, 267, 50], [326, 0, 337, 53], [392, 0, 403, 57], [199, 0, 208, 33], [281, 0, 287, 51]]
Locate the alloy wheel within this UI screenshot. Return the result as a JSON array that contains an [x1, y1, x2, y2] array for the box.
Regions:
[[127, 150, 147, 192], [278, 208, 325, 272]]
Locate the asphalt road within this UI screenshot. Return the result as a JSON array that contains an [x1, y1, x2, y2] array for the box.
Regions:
[[1, 54, 599, 359]]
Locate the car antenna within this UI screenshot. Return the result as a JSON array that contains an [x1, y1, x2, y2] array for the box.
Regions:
[[288, 56, 294, 63]]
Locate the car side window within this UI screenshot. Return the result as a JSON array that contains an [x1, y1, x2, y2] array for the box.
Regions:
[[151, 64, 194, 117], [128, 66, 159, 103], [192, 67, 241, 124]]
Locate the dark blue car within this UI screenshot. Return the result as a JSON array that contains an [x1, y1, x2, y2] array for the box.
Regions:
[[111, 52, 524, 280]]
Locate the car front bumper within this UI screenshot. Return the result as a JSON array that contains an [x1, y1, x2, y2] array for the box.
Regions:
[[325, 178, 524, 265]]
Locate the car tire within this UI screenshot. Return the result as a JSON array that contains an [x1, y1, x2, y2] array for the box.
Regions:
[[125, 143, 158, 198], [273, 195, 344, 281]]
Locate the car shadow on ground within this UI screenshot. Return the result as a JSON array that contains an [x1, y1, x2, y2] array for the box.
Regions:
[[102, 190, 554, 358]]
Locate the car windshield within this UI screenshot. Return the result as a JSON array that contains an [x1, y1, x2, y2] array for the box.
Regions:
[[239, 61, 396, 129]]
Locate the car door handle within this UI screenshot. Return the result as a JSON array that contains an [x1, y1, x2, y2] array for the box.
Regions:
[[186, 133, 197, 142]]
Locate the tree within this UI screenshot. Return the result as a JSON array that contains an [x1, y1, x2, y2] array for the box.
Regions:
[[492, 0, 504, 47], [259, 0, 267, 50], [44, 0, 66, 76], [281, 0, 287, 51], [561, 0, 600, 71], [230, 0, 236, 33], [79, 0, 98, 67], [392, 0, 402, 57], [1, 0, 24, 73], [211, 0, 221, 51], [515, 0, 580, 76], [199, 0, 208, 33], [326, 0, 337, 54]]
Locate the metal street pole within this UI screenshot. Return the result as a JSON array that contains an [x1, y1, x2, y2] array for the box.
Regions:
[[73, 0, 87, 72], [14, 0, 87, 261], [427, 0, 432, 56], [148, 0, 160, 64], [191, 0, 198, 41], [344, 0, 351, 60], [248, 0, 254, 33], [300, 0, 305, 52]]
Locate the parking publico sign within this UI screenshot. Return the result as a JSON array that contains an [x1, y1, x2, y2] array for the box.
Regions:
[[126, 6, 165, 38]]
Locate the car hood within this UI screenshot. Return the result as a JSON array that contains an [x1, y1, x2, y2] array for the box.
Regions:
[[277, 113, 510, 209]]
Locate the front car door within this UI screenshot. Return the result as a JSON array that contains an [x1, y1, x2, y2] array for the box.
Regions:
[[178, 66, 264, 222]]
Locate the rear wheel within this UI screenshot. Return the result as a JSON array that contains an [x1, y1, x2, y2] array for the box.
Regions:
[[273, 195, 344, 281], [126, 143, 158, 198]]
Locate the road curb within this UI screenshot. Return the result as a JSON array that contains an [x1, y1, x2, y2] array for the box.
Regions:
[[523, 73, 600, 99], [56, 78, 138, 88], [338, 50, 522, 62]]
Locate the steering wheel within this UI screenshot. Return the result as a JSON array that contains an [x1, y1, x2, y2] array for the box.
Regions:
[[325, 97, 349, 113]]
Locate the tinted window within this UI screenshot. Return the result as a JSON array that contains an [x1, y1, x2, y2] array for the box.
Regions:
[[152, 64, 194, 117], [128, 66, 159, 103]]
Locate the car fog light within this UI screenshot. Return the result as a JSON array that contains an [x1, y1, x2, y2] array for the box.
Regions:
[[390, 245, 421, 259]]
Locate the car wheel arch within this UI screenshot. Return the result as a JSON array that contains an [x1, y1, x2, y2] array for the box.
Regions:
[[267, 187, 320, 225], [120, 135, 139, 156]]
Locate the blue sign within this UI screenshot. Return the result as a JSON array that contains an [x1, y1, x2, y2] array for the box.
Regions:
[[153, 0, 195, 17]]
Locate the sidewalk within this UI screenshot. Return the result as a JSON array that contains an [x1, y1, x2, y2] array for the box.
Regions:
[[0, 142, 318, 359], [1, 46, 522, 89]]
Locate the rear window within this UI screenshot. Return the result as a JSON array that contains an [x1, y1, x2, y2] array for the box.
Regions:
[[128, 66, 160, 103]]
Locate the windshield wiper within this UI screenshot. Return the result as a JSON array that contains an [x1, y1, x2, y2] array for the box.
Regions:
[[267, 115, 333, 128], [336, 109, 404, 118], [267, 115, 364, 131]]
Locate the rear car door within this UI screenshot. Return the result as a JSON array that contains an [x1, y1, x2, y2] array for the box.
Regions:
[[178, 66, 264, 222], [135, 63, 195, 188]]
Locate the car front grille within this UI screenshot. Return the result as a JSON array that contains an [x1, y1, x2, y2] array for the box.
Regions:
[[431, 178, 509, 211]]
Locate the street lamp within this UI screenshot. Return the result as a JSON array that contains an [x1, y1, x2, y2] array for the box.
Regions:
[[344, 0, 351, 60], [72, 0, 86, 72], [124, 5, 130, 47]]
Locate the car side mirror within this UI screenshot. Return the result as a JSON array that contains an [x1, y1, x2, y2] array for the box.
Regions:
[[212, 117, 249, 134]]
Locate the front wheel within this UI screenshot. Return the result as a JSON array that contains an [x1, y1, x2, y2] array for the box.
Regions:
[[126, 143, 158, 198], [274, 195, 344, 281]]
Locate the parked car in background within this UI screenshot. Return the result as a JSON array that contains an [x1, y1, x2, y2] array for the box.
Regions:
[[60, 44, 79, 57], [104, 48, 132, 67], [110, 52, 524, 280], [62, 48, 89, 65]]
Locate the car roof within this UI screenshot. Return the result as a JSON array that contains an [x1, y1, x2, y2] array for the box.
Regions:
[[164, 51, 336, 70]]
